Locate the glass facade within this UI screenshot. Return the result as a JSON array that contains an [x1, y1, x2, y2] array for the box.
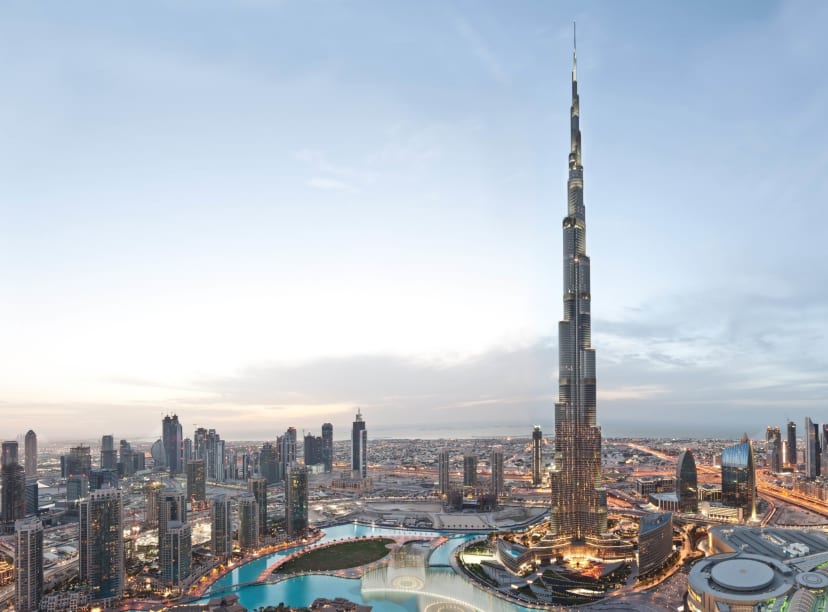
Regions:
[[549, 39, 608, 544], [721, 441, 756, 519], [285, 465, 308, 537], [79, 489, 124, 602], [676, 450, 698, 513]]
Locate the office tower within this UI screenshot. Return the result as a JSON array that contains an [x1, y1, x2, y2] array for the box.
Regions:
[[638, 513, 673, 576], [548, 37, 609, 547], [248, 477, 268, 536], [531, 426, 543, 486], [805, 417, 821, 479], [67, 475, 89, 512], [822, 425, 828, 454], [438, 448, 450, 496], [280, 427, 297, 478], [25, 479, 38, 516], [15, 517, 43, 612], [118, 439, 135, 477], [206, 429, 224, 481], [210, 495, 232, 560], [351, 409, 367, 478], [259, 442, 278, 484], [194, 427, 208, 461], [787, 421, 797, 467], [1, 442, 26, 531], [182, 438, 192, 465], [66, 445, 92, 478], [2, 440, 18, 466], [79, 489, 124, 603], [766, 426, 782, 473], [237, 494, 259, 549], [162, 522, 191, 586], [463, 450, 477, 487], [145, 481, 163, 526], [675, 449, 698, 513], [24, 430, 37, 478], [89, 468, 119, 491], [162, 414, 183, 475], [157, 486, 187, 561], [322, 423, 333, 473], [285, 464, 308, 537], [100, 435, 117, 470], [303, 433, 323, 466], [491, 446, 504, 498], [721, 439, 756, 520], [186, 460, 206, 504]]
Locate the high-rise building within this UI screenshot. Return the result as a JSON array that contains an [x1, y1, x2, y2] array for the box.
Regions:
[[548, 36, 609, 549], [186, 460, 206, 504], [24, 431, 37, 478], [675, 450, 698, 513], [531, 426, 543, 486], [787, 421, 798, 467], [79, 489, 124, 604], [638, 513, 673, 576], [144, 481, 163, 527], [248, 477, 268, 537], [161, 521, 191, 586], [67, 475, 89, 512], [438, 448, 450, 496], [1, 442, 26, 532], [280, 427, 297, 478], [210, 495, 232, 560], [805, 417, 821, 479], [285, 464, 308, 537], [162, 414, 183, 475], [25, 479, 38, 516], [721, 439, 756, 520], [351, 410, 367, 479], [463, 451, 477, 487], [65, 445, 92, 479], [765, 426, 782, 473], [15, 517, 43, 612], [205, 429, 224, 482], [237, 494, 259, 550], [491, 446, 504, 498], [100, 435, 117, 471], [321, 423, 333, 473], [303, 433, 323, 467], [118, 440, 135, 477], [182, 437, 192, 465], [259, 442, 278, 483], [157, 486, 187, 562]]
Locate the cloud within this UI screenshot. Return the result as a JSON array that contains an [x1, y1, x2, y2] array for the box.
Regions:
[[452, 15, 509, 86], [307, 177, 351, 191]]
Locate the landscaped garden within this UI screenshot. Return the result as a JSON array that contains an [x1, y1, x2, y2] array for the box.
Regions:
[[277, 538, 395, 574]]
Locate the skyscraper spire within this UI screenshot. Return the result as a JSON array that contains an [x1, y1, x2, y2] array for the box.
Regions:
[[549, 28, 608, 550]]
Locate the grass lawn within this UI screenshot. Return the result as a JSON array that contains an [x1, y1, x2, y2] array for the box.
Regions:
[[279, 538, 395, 574]]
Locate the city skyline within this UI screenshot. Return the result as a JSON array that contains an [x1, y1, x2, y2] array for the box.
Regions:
[[2, 1, 827, 440]]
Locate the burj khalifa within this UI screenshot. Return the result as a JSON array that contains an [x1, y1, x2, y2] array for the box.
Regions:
[[548, 31, 609, 549]]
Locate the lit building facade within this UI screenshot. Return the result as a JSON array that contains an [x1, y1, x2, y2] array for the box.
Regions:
[[210, 494, 232, 560], [548, 35, 608, 549], [15, 517, 43, 612], [531, 426, 543, 486], [321, 423, 333, 472], [805, 417, 820, 479], [351, 410, 367, 478], [721, 440, 756, 520], [638, 513, 673, 576], [237, 494, 259, 550], [186, 459, 206, 504], [162, 521, 191, 586], [247, 477, 268, 536], [463, 451, 477, 487], [491, 446, 504, 498], [285, 464, 308, 537], [79, 488, 124, 604], [766, 426, 782, 473]]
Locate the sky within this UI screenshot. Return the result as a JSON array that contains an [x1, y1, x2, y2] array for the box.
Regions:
[[1, 1, 827, 442]]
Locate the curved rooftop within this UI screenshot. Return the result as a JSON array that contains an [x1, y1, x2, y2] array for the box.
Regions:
[[688, 553, 795, 605]]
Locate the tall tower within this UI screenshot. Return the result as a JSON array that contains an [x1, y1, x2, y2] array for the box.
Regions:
[[531, 426, 543, 486], [351, 409, 367, 478], [15, 517, 43, 612], [100, 435, 117, 471], [491, 446, 504, 498], [549, 30, 609, 547], [247, 477, 268, 536], [805, 417, 821, 479], [321, 423, 333, 473], [787, 421, 797, 467], [2, 442, 26, 532], [24, 431, 37, 478], [285, 464, 308, 537], [438, 448, 450, 496], [162, 414, 183, 475], [79, 489, 124, 604], [237, 494, 260, 550], [210, 495, 232, 561]]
